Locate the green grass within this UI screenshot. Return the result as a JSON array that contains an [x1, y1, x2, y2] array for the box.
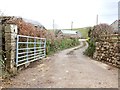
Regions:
[[46, 38, 80, 55]]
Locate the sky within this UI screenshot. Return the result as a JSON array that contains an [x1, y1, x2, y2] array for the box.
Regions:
[[0, 0, 119, 29]]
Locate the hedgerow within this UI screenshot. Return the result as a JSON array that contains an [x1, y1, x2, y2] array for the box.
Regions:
[[84, 24, 113, 57]]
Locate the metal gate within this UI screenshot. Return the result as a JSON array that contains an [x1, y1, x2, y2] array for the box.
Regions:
[[16, 35, 46, 67]]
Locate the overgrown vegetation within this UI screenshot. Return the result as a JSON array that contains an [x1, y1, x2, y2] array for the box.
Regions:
[[84, 39, 95, 57], [46, 38, 79, 55], [88, 24, 113, 41], [84, 24, 113, 57]]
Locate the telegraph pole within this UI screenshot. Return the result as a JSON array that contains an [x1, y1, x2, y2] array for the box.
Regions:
[[53, 19, 55, 31], [96, 14, 98, 25], [71, 21, 73, 30]]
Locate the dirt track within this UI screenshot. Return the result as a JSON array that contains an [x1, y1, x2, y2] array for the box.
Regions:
[[3, 41, 118, 88]]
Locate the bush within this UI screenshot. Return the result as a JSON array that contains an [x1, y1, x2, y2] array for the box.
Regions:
[[46, 38, 79, 55], [84, 39, 96, 57]]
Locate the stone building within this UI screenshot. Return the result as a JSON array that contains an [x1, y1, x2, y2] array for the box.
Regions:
[[55, 29, 81, 39], [111, 20, 118, 33], [117, 1, 120, 33]]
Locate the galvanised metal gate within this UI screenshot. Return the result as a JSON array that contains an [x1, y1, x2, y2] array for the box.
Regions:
[[16, 35, 46, 67]]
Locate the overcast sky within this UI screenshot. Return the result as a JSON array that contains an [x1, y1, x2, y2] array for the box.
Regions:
[[0, 0, 119, 29]]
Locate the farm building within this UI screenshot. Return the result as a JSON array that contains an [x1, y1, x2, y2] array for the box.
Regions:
[[111, 20, 118, 33], [23, 18, 47, 30], [55, 29, 81, 39]]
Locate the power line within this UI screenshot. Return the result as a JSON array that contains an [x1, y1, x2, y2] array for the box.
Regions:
[[98, 14, 118, 16]]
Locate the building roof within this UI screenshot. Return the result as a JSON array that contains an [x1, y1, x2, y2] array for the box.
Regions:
[[60, 29, 78, 35], [23, 18, 47, 30], [111, 20, 118, 32], [23, 18, 43, 26]]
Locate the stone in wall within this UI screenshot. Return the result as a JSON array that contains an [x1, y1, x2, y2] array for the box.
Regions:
[[93, 40, 120, 68], [4, 24, 18, 73], [0, 24, 2, 77], [0, 25, 2, 60]]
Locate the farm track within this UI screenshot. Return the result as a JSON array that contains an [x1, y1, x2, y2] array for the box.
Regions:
[[2, 41, 118, 88]]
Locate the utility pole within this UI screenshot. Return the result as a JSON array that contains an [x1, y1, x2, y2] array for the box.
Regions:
[[53, 19, 55, 32], [96, 14, 98, 25], [71, 21, 73, 30]]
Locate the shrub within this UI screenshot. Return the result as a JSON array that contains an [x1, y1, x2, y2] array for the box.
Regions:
[[46, 38, 79, 55], [84, 39, 95, 57]]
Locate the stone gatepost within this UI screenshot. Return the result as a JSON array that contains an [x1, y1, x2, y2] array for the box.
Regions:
[[4, 24, 18, 74]]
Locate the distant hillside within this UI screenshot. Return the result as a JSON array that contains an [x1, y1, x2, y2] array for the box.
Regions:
[[48, 27, 90, 39], [72, 27, 90, 38]]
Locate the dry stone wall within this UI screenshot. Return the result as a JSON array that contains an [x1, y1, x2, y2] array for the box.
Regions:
[[93, 36, 120, 68], [0, 25, 2, 61], [0, 25, 2, 76]]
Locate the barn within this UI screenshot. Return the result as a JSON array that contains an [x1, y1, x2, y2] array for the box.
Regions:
[[55, 29, 81, 39]]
